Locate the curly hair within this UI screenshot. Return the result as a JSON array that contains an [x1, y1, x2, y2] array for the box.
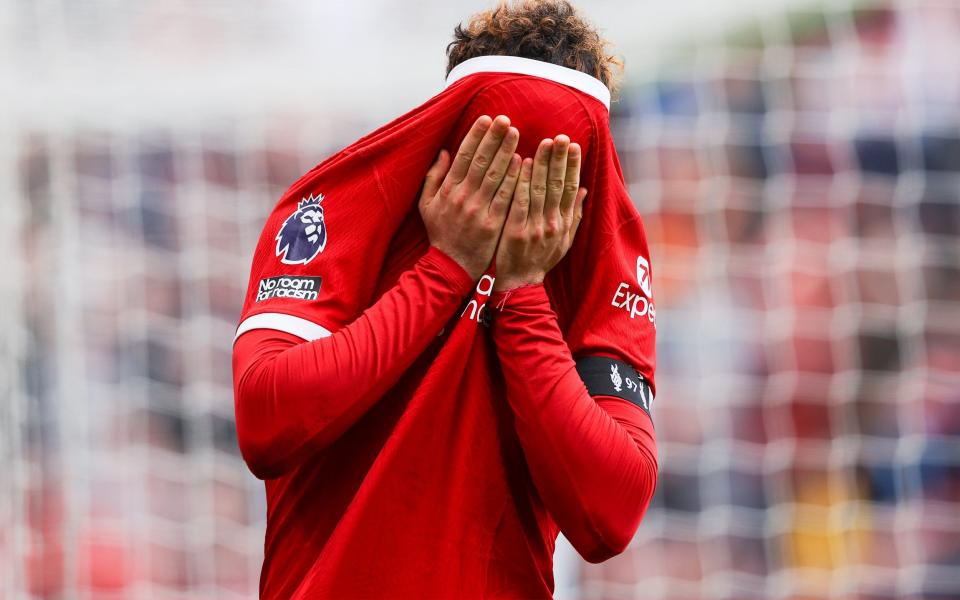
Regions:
[[446, 0, 623, 95]]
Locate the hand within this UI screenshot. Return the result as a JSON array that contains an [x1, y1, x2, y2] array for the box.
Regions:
[[493, 135, 587, 292], [419, 115, 522, 280]]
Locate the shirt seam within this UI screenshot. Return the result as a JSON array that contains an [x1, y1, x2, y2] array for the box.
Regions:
[[365, 147, 395, 220]]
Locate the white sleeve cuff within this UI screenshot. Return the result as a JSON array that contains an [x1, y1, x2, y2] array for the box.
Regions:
[[234, 312, 333, 343]]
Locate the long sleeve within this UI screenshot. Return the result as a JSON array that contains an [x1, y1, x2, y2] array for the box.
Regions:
[[232, 246, 475, 480], [491, 283, 659, 563]]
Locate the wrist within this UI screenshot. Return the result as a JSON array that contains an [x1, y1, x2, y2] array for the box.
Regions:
[[493, 273, 545, 292], [432, 245, 486, 281], [424, 246, 479, 293], [490, 282, 551, 317]]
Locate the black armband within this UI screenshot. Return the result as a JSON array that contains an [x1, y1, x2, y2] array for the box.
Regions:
[[574, 356, 654, 417]]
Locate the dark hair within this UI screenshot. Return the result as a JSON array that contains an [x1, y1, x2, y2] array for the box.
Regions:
[[446, 0, 623, 95]]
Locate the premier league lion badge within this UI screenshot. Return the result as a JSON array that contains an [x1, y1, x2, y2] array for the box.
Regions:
[[275, 194, 327, 265]]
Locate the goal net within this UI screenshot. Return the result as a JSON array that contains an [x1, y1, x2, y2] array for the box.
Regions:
[[1, 1, 958, 599], [576, 2, 960, 599]]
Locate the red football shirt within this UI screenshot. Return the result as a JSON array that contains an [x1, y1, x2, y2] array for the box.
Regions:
[[234, 56, 658, 598]]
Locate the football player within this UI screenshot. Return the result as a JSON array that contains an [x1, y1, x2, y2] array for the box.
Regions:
[[233, 2, 658, 597]]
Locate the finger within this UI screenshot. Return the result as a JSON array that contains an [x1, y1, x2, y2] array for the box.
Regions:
[[465, 115, 511, 188], [447, 115, 492, 184], [419, 150, 451, 210], [545, 135, 570, 218], [490, 153, 521, 219], [479, 126, 520, 200], [528, 138, 553, 224], [559, 142, 581, 218], [508, 158, 534, 228], [569, 187, 588, 242]]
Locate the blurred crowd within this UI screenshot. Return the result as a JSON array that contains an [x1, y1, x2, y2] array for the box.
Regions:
[[584, 5, 960, 599], [5, 2, 959, 599]]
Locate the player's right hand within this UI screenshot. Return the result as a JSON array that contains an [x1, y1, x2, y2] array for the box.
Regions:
[[419, 115, 521, 280]]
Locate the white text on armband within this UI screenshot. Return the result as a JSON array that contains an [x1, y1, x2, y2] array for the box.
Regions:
[[611, 282, 656, 327]]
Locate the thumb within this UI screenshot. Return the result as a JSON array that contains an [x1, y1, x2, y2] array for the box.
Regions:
[[419, 150, 451, 209]]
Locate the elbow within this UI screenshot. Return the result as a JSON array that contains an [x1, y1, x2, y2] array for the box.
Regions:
[[236, 430, 287, 480], [580, 534, 631, 564], [235, 407, 291, 480], [578, 513, 640, 564], [234, 387, 332, 480], [579, 455, 660, 563], [234, 378, 299, 480], [234, 389, 338, 480], [235, 388, 319, 479], [233, 337, 312, 480], [242, 454, 279, 481]]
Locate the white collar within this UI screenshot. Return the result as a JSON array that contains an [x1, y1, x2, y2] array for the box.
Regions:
[[444, 55, 610, 110]]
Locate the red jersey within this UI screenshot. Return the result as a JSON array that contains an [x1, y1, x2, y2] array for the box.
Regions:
[[233, 56, 658, 598]]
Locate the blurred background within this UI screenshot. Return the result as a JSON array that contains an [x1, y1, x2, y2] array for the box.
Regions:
[[1, 0, 958, 598]]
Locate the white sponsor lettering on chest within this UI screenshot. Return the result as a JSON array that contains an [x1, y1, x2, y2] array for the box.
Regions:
[[611, 282, 656, 327]]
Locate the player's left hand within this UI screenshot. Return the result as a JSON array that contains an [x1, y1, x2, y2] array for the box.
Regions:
[[493, 135, 587, 292]]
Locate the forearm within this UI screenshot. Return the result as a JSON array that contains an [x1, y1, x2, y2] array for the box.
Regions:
[[233, 246, 474, 479], [491, 284, 658, 562]]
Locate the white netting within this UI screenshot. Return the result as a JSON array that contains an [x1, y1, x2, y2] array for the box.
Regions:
[[581, 2, 960, 598], [2, 1, 958, 599]]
